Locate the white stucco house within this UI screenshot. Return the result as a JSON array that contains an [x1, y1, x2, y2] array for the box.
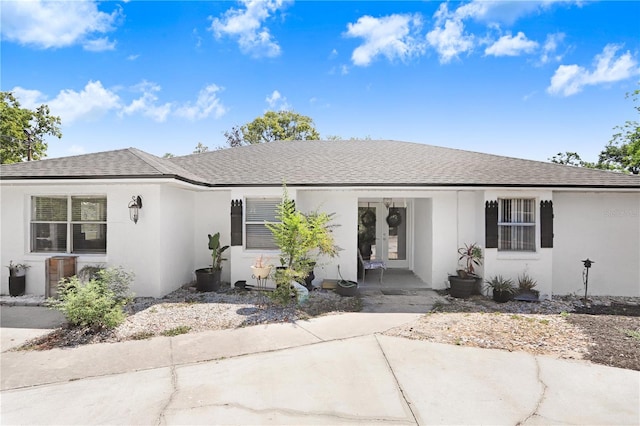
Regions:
[[1, 140, 639, 298]]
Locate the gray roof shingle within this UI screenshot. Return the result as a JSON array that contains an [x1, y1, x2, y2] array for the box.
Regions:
[[1, 140, 638, 188], [0, 147, 205, 184]]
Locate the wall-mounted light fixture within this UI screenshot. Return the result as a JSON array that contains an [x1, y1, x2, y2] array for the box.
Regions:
[[128, 195, 143, 224], [383, 198, 392, 209]]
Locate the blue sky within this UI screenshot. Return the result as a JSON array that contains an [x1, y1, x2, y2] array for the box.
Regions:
[[2, 1, 639, 163]]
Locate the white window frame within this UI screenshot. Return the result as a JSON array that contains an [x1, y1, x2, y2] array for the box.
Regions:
[[244, 197, 280, 251], [30, 195, 107, 254], [498, 198, 536, 252]]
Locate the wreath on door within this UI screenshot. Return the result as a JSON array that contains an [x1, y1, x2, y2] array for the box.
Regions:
[[386, 208, 402, 227], [361, 209, 376, 227]]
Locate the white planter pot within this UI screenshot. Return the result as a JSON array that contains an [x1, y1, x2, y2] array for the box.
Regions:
[[250, 266, 272, 279]]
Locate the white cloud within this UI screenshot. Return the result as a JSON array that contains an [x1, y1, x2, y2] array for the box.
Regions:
[[426, 4, 474, 63], [174, 84, 228, 120], [455, 0, 573, 25], [12, 80, 228, 124], [548, 44, 640, 96], [83, 37, 117, 52], [12, 82, 120, 123], [0, 0, 121, 50], [540, 33, 566, 64], [345, 14, 425, 66], [121, 81, 172, 122], [265, 90, 290, 110], [127, 54, 140, 61], [210, 0, 289, 58], [48, 81, 121, 123], [9, 87, 48, 109], [485, 32, 538, 57]]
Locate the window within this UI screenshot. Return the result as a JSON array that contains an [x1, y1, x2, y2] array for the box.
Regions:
[[31, 196, 107, 253], [245, 198, 279, 250], [498, 198, 535, 252]]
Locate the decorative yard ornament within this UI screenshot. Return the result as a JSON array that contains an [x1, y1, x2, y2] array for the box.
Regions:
[[581, 258, 594, 303]]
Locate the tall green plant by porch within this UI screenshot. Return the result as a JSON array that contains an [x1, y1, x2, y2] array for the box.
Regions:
[[266, 188, 337, 285]]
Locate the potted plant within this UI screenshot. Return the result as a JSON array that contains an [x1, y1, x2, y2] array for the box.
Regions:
[[485, 275, 517, 303], [7, 261, 30, 297], [195, 232, 229, 292], [448, 243, 483, 299], [250, 255, 272, 279], [266, 188, 338, 293], [514, 273, 539, 301], [249, 255, 274, 289]]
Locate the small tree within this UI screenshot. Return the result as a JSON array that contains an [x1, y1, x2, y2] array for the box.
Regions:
[[0, 91, 62, 164], [266, 187, 337, 287]]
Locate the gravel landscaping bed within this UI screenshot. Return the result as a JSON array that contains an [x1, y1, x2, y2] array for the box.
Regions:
[[17, 284, 362, 350], [385, 293, 640, 371], [13, 286, 640, 373]]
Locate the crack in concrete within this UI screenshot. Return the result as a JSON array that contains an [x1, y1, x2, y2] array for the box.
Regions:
[[293, 322, 325, 342], [517, 355, 548, 426], [374, 334, 419, 425], [156, 338, 178, 426], [179, 401, 415, 424]]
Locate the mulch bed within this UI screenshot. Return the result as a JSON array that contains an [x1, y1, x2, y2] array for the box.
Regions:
[[568, 303, 640, 371]]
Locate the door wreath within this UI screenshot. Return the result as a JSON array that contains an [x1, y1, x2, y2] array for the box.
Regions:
[[386, 208, 402, 227], [360, 209, 376, 227]]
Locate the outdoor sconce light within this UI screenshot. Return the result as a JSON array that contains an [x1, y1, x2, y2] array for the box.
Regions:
[[128, 195, 143, 224], [383, 198, 392, 209]]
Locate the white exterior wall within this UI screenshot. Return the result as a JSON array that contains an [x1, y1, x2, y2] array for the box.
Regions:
[[483, 190, 553, 299], [413, 198, 432, 285], [157, 185, 197, 296], [0, 181, 172, 297], [553, 191, 640, 296], [297, 189, 358, 283], [4, 180, 637, 299], [193, 190, 231, 284]]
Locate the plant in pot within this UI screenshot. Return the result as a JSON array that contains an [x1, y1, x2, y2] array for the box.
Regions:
[[485, 275, 517, 303], [250, 255, 273, 288], [266, 187, 338, 296], [448, 243, 483, 299], [6, 261, 30, 297], [514, 273, 539, 302], [195, 232, 229, 292]]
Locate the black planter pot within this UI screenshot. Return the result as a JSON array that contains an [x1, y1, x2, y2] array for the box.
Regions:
[[303, 262, 316, 290], [472, 277, 483, 295], [492, 289, 513, 303], [336, 280, 358, 297], [9, 276, 26, 297], [448, 276, 475, 299], [195, 268, 221, 292]]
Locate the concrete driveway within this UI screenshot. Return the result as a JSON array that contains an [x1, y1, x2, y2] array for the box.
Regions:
[[0, 306, 65, 352], [1, 307, 639, 425]]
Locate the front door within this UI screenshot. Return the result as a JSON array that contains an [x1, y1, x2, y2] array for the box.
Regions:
[[358, 201, 409, 268]]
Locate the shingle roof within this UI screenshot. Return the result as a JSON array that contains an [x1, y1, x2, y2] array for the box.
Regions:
[[0, 147, 205, 184], [1, 140, 638, 188], [168, 140, 640, 188]]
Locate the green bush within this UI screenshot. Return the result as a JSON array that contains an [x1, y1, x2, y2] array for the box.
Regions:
[[49, 267, 134, 330]]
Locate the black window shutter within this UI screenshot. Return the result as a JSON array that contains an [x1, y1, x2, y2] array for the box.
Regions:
[[230, 199, 243, 246], [485, 200, 498, 248], [540, 200, 554, 248]]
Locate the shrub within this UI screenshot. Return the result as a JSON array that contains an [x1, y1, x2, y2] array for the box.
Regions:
[[49, 267, 134, 330], [517, 273, 538, 292]]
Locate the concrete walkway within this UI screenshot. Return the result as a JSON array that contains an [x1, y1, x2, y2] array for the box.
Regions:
[[1, 308, 639, 425]]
